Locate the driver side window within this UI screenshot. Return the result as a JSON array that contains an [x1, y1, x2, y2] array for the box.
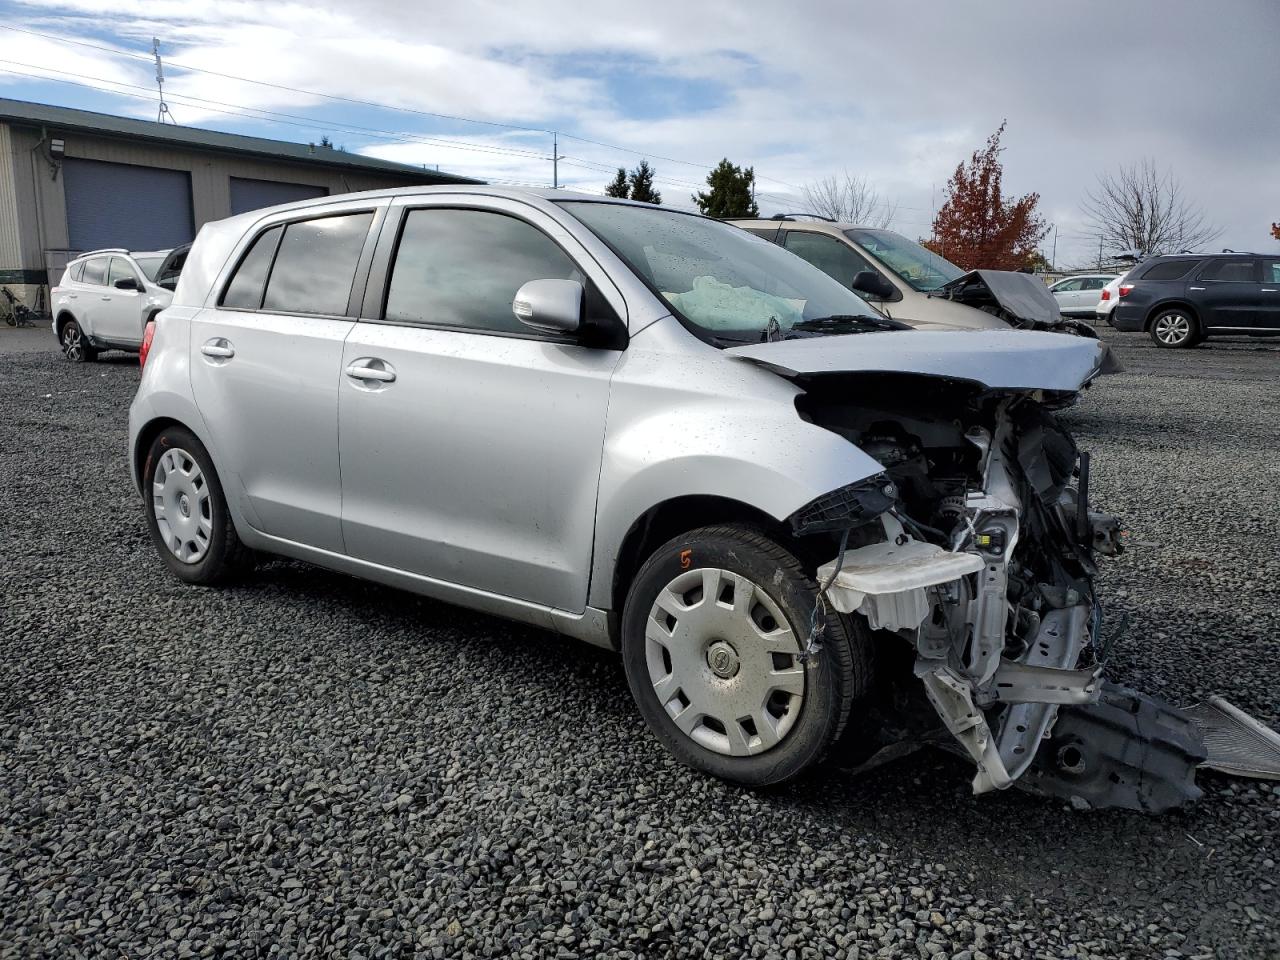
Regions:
[[783, 231, 876, 289]]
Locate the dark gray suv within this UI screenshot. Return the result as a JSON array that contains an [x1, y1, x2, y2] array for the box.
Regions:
[[1111, 252, 1280, 347]]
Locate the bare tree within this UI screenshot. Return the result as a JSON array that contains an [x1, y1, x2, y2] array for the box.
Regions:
[[1082, 159, 1220, 256], [800, 173, 897, 228]]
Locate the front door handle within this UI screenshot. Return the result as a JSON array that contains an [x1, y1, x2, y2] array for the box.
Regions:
[[100, 296, 113, 301], [1188, 286, 1205, 291], [1261, 288, 1277, 293], [345, 361, 397, 383], [201, 339, 235, 359]]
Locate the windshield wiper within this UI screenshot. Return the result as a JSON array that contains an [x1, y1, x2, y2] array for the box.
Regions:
[[785, 314, 910, 338]]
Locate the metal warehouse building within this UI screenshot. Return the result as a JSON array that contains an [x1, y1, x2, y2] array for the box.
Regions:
[[0, 98, 479, 305]]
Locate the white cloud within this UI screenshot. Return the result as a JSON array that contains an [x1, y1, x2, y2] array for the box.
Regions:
[[8, 0, 1279, 265]]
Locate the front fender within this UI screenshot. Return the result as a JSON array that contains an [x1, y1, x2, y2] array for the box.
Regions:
[[588, 338, 884, 610]]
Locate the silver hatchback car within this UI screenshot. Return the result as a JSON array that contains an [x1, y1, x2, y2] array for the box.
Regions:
[[131, 186, 1204, 807]]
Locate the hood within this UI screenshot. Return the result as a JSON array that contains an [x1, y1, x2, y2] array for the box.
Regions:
[[934, 270, 1063, 327], [726, 329, 1116, 392]]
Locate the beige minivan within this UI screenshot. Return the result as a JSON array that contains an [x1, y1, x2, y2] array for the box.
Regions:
[[730, 216, 1021, 331]]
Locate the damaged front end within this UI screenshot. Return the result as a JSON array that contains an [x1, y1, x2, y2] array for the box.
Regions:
[[729, 330, 1278, 812], [758, 359, 1220, 818], [935, 269, 1104, 339]]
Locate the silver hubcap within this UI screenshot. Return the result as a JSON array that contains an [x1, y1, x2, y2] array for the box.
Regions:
[[62, 324, 83, 360], [645, 567, 805, 757], [1154, 313, 1191, 345], [152, 447, 213, 563]]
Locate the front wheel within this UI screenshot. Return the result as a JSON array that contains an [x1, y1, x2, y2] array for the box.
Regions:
[[143, 426, 252, 584], [620, 524, 870, 787], [1149, 309, 1199, 348], [60, 319, 97, 362]]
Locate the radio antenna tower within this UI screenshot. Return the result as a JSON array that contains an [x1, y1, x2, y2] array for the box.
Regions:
[[153, 38, 175, 124]]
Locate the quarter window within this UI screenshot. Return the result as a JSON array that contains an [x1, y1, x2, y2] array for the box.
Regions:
[[1198, 259, 1257, 282], [81, 257, 108, 285], [263, 213, 373, 316], [384, 208, 585, 335], [783, 232, 877, 289]]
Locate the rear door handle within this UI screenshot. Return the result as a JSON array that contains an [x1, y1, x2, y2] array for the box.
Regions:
[[345, 361, 396, 383], [201, 339, 235, 359]]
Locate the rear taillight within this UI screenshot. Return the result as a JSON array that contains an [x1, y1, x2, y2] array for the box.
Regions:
[[139, 319, 156, 368], [1118, 283, 1134, 298], [1100, 289, 1111, 301]]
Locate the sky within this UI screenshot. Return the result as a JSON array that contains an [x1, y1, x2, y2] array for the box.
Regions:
[[1, 0, 1277, 268]]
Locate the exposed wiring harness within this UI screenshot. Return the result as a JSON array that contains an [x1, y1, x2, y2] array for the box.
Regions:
[[798, 527, 850, 666]]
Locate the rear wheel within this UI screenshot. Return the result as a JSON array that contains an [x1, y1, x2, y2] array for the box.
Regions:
[[1149, 308, 1199, 348], [60, 319, 97, 362], [621, 524, 870, 787], [143, 426, 252, 584]]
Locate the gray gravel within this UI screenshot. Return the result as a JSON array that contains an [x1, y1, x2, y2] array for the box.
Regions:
[[2, 328, 1278, 959]]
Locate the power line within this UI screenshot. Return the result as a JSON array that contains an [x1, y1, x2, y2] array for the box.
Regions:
[[1, 23, 803, 190]]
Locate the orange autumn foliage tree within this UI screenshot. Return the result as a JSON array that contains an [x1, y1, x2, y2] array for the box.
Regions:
[[923, 122, 1049, 271]]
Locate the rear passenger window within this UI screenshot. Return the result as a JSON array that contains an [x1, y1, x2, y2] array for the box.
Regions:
[[384, 208, 585, 335], [261, 213, 373, 316], [1139, 260, 1200, 281], [1198, 259, 1257, 282], [221, 226, 282, 309], [81, 258, 108, 285]]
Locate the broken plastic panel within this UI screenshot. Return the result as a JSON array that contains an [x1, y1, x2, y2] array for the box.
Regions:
[[1183, 696, 1280, 780]]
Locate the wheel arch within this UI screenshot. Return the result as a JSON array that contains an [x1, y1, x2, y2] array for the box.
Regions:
[[54, 309, 78, 337], [607, 494, 833, 619], [1144, 300, 1200, 331]]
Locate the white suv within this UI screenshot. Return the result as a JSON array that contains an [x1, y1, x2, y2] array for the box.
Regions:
[[51, 249, 175, 361]]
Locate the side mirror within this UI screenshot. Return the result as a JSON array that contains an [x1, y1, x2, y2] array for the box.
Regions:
[[114, 277, 140, 291], [851, 270, 896, 301], [513, 279, 582, 335]]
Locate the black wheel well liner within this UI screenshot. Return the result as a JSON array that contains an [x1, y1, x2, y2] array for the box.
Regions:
[[54, 310, 76, 335], [1144, 300, 1200, 331], [132, 416, 186, 494], [610, 495, 799, 616]]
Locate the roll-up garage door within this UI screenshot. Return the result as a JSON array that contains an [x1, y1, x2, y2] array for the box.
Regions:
[[230, 177, 327, 216], [63, 158, 195, 251]]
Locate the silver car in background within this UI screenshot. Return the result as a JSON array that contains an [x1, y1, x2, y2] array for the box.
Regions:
[[129, 187, 1206, 810]]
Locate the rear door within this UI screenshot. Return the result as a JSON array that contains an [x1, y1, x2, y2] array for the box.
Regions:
[[188, 202, 384, 553], [338, 197, 624, 612], [1189, 258, 1261, 330], [1051, 277, 1086, 312]]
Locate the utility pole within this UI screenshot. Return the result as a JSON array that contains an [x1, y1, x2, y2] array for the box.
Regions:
[[153, 38, 174, 124], [551, 132, 565, 189], [1051, 225, 1058, 269]]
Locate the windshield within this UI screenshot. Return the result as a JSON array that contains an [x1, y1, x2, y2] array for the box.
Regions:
[[561, 202, 887, 344], [845, 228, 964, 292], [132, 256, 164, 281]]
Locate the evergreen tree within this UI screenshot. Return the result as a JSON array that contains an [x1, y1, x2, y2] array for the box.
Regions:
[[626, 160, 662, 205], [693, 159, 759, 218], [604, 168, 630, 198]]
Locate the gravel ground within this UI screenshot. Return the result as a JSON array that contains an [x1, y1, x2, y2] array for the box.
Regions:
[[2, 328, 1277, 960]]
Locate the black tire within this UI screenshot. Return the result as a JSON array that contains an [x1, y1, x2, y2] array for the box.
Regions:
[[620, 524, 871, 787], [1148, 308, 1199, 348], [142, 425, 253, 585], [60, 319, 97, 362]]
